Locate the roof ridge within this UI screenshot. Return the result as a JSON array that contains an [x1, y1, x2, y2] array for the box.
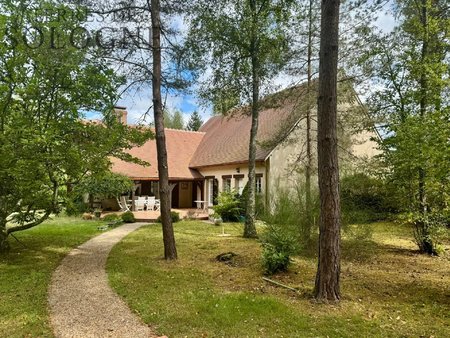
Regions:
[[164, 128, 206, 134]]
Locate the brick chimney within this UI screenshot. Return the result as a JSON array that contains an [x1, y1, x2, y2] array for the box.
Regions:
[[114, 106, 128, 125]]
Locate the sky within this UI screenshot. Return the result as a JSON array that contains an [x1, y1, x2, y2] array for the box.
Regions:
[[102, 2, 397, 126]]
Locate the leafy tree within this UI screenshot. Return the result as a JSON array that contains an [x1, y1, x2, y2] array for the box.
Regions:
[[363, 0, 450, 254], [171, 110, 185, 130], [0, 0, 151, 252], [163, 110, 184, 130], [186, 0, 294, 238], [186, 111, 203, 131], [75, 172, 134, 206], [314, 0, 342, 302]]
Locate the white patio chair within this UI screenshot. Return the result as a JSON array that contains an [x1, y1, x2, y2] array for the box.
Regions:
[[135, 199, 146, 211], [147, 196, 156, 210], [117, 196, 131, 212], [154, 199, 160, 211]]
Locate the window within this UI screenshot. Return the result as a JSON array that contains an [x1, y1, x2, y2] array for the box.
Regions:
[[223, 177, 232, 192], [235, 178, 244, 194], [256, 175, 263, 194]]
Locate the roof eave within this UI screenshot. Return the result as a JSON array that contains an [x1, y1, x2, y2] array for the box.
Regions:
[[190, 159, 266, 170]]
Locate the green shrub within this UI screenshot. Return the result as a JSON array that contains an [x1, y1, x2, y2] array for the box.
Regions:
[[212, 190, 242, 222], [262, 246, 291, 275], [405, 212, 448, 255], [341, 173, 396, 224], [121, 211, 136, 223], [157, 211, 180, 223], [103, 213, 120, 222], [260, 223, 300, 275]]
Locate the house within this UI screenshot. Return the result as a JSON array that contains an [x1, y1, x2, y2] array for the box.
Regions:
[[111, 83, 379, 211]]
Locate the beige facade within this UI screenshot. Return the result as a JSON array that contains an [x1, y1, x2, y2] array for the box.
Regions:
[[195, 123, 380, 211], [197, 164, 266, 210], [351, 130, 381, 159], [262, 112, 380, 204]]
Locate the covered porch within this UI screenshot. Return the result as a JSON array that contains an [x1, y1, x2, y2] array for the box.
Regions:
[[131, 179, 205, 210]]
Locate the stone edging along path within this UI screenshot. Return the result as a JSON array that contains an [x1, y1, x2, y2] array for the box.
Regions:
[[48, 223, 161, 338]]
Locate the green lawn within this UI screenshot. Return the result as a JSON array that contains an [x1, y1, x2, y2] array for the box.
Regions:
[[0, 217, 107, 338], [108, 221, 450, 338]]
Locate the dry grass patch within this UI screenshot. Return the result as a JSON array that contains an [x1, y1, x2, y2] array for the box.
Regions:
[[108, 221, 449, 337]]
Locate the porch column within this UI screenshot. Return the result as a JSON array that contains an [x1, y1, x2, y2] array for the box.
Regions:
[[131, 185, 136, 211]]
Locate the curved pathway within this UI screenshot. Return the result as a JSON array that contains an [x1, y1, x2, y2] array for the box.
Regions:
[[49, 223, 159, 338]]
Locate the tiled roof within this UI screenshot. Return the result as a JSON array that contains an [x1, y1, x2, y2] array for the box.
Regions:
[[189, 85, 309, 168], [111, 129, 205, 180]]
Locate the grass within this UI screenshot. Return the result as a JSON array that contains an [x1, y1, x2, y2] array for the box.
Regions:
[[0, 216, 108, 338], [108, 221, 450, 338]]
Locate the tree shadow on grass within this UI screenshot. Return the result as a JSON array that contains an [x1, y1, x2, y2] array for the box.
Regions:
[[297, 237, 381, 263]]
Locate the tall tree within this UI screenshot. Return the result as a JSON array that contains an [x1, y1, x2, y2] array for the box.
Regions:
[[151, 0, 177, 260], [171, 110, 185, 130], [85, 0, 187, 259], [163, 110, 185, 130], [303, 0, 319, 242], [363, 0, 450, 254], [279, 0, 383, 241], [314, 0, 342, 302], [186, 111, 203, 131], [186, 0, 293, 238]]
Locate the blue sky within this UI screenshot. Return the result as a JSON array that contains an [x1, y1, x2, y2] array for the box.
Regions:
[[110, 87, 208, 126]]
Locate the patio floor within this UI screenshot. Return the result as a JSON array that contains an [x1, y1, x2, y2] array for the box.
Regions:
[[102, 208, 209, 222]]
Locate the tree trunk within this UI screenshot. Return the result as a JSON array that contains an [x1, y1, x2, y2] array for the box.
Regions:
[[244, 0, 259, 239], [304, 0, 314, 242], [417, 0, 433, 255], [0, 220, 9, 252], [151, 0, 177, 260], [418, 0, 428, 216], [314, 0, 341, 302]]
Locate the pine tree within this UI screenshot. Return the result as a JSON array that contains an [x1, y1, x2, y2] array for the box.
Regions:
[[151, 0, 177, 260], [186, 111, 203, 131], [314, 0, 342, 302], [171, 111, 185, 130]]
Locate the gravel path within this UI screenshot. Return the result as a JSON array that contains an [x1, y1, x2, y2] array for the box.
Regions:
[[48, 223, 159, 338]]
